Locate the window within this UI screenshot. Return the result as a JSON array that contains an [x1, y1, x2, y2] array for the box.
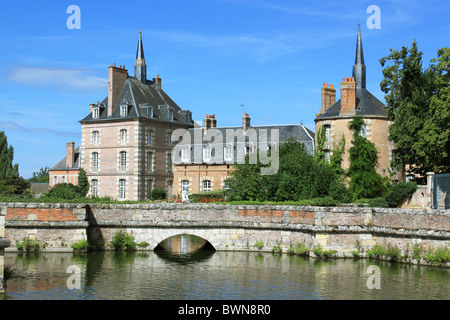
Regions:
[[92, 131, 99, 146], [324, 125, 331, 143], [92, 152, 99, 172], [203, 146, 212, 162], [119, 179, 126, 200], [146, 130, 153, 145], [53, 176, 58, 185], [359, 124, 367, 138], [168, 110, 174, 121], [93, 108, 99, 119], [147, 151, 153, 172], [120, 105, 128, 117], [182, 180, 189, 193], [120, 129, 127, 145], [203, 180, 211, 192], [61, 176, 66, 184], [224, 145, 233, 161], [181, 146, 190, 163], [120, 151, 127, 171], [167, 153, 172, 172], [91, 179, 98, 197], [167, 132, 173, 147]]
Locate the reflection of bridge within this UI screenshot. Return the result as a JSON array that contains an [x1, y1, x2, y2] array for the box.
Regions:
[[3, 203, 450, 256]]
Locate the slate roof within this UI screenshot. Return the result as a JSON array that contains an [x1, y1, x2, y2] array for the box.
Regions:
[[316, 87, 388, 120], [50, 146, 81, 171], [173, 124, 315, 164], [80, 77, 194, 125]]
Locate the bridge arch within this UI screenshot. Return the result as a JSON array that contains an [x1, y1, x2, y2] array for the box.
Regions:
[[149, 229, 218, 251]]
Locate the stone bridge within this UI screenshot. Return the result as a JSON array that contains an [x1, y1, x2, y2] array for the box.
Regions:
[[2, 203, 450, 256]]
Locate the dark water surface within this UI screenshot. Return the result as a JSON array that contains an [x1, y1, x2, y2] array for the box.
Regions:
[[1, 250, 449, 300]]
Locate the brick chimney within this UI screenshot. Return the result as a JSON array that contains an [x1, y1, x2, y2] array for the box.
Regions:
[[321, 83, 336, 113], [66, 142, 75, 168], [243, 113, 251, 132], [203, 115, 217, 133], [153, 74, 162, 89], [108, 63, 128, 117], [339, 77, 357, 116]]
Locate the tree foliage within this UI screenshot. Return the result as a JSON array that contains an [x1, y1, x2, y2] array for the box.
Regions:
[[348, 116, 386, 200], [380, 41, 450, 178], [28, 166, 50, 183], [226, 139, 350, 203], [0, 131, 19, 178], [77, 168, 90, 197]]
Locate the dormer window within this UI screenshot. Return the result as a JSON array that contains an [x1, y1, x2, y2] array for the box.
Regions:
[[93, 107, 100, 119], [168, 109, 174, 121], [141, 105, 153, 117], [120, 105, 128, 117], [203, 145, 212, 162]]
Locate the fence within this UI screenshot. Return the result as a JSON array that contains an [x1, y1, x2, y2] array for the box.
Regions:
[[432, 173, 450, 210]]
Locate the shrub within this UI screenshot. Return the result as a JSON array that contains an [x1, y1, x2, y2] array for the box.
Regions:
[[110, 230, 137, 251], [367, 244, 386, 259], [71, 239, 89, 252], [0, 176, 31, 196], [42, 183, 83, 200], [295, 243, 310, 256], [16, 237, 45, 253], [190, 190, 227, 203], [384, 182, 417, 208], [412, 243, 423, 262], [368, 197, 389, 208], [151, 187, 167, 200], [255, 240, 264, 250], [385, 245, 402, 261], [272, 245, 282, 254]]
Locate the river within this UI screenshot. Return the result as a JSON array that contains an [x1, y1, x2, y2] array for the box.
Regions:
[[1, 248, 449, 300]]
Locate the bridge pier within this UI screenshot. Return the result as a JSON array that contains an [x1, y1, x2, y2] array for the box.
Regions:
[[1, 207, 10, 293]]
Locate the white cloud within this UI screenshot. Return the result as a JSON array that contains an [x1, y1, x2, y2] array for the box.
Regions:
[[0, 120, 78, 138], [6, 66, 107, 92]]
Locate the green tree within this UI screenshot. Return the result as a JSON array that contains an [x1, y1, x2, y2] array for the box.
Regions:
[[414, 47, 450, 174], [77, 168, 89, 197], [227, 139, 349, 202], [0, 131, 19, 177], [348, 116, 386, 200], [380, 40, 449, 179], [28, 166, 50, 183], [0, 176, 31, 196]]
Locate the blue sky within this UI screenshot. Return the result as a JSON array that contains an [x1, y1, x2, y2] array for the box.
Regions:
[[0, 0, 449, 178]]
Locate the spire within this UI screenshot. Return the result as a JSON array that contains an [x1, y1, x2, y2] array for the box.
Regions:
[[135, 30, 147, 83], [352, 23, 366, 89]]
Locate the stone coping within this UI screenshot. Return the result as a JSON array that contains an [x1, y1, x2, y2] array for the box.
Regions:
[[0, 202, 449, 215]]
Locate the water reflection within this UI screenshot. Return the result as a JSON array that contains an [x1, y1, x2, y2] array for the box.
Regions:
[[1, 251, 449, 300]]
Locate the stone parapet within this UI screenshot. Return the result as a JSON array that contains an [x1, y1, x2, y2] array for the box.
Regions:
[[1, 202, 449, 256]]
